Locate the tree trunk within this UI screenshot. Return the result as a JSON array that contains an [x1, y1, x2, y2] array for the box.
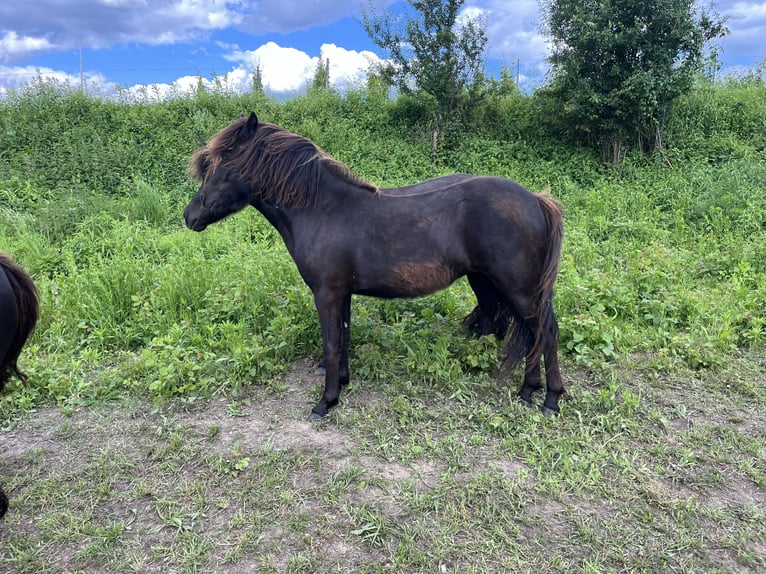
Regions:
[[431, 127, 439, 163]]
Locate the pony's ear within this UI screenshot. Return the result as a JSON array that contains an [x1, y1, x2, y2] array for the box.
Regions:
[[245, 112, 259, 135]]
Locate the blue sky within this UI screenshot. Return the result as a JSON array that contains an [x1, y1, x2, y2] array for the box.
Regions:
[[1, 1, 764, 98]]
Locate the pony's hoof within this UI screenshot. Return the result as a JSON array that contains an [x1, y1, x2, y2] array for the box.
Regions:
[[518, 396, 535, 409], [308, 412, 324, 422], [541, 406, 559, 418], [314, 366, 326, 376]]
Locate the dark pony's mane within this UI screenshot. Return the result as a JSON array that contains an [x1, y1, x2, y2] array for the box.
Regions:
[[189, 116, 378, 208]]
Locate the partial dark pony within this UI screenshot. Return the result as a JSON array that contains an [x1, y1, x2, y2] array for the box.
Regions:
[[0, 253, 40, 390], [0, 252, 39, 517]]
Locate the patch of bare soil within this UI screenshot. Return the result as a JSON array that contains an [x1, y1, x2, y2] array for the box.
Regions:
[[2, 356, 764, 573], [0, 359, 461, 572], [1, 358, 411, 483]]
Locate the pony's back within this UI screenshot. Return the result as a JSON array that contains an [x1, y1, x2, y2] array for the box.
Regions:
[[0, 253, 39, 390]]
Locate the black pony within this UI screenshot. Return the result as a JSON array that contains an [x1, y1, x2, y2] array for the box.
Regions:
[[0, 252, 40, 517], [184, 113, 565, 421]]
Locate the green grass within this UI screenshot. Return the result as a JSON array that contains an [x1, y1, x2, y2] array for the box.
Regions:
[[1, 81, 765, 572]]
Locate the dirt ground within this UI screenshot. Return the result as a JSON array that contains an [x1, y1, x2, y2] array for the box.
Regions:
[[1, 357, 765, 573]]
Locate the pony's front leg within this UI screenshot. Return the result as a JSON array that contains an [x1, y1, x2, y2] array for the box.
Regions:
[[339, 294, 351, 386], [313, 294, 351, 383], [309, 290, 346, 421]]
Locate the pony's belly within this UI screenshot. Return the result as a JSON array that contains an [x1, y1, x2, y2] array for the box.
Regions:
[[356, 261, 459, 298]]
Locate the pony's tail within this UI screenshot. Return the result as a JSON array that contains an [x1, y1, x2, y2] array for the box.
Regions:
[[0, 254, 40, 391], [505, 192, 563, 370]]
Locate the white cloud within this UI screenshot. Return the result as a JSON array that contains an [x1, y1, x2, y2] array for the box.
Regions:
[[0, 1, 244, 61], [728, 1, 766, 19], [0, 64, 113, 94], [226, 41, 316, 92], [466, 0, 766, 80], [224, 41, 380, 94], [0, 1, 390, 62], [718, 1, 766, 67], [460, 6, 486, 22], [0, 32, 55, 63], [0, 40, 381, 98], [119, 75, 210, 101], [237, 0, 390, 34], [467, 0, 548, 66], [170, 0, 243, 29], [319, 43, 381, 89]]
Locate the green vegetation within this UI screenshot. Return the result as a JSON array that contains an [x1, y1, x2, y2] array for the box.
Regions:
[[362, 0, 488, 151], [0, 75, 764, 572], [539, 0, 729, 162]]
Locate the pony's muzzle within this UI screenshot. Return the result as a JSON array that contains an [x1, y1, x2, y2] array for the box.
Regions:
[[183, 206, 207, 232]]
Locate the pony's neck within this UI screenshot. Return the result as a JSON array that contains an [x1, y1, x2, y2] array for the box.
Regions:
[[249, 161, 372, 257], [252, 198, 292, 238]]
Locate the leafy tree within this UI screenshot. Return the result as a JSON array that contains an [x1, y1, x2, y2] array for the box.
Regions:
[[539, 0, 728, 162], [361, 0, 488, 152]]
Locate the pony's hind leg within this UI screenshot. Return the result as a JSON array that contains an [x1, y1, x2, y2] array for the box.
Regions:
[[514, 317, 542, 409], [540, 305, 564, 416], [518, 353, 542, 408], [0, 485, 8, 518], [464, 273, 509, 339], [501, 289, 564, 415], [515, 302, 564, 416]]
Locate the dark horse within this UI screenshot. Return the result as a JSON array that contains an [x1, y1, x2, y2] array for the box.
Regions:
[[184, 113, 564, 421], [0, 252, 40, 517]]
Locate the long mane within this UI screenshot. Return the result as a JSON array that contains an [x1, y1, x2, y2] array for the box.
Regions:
[[189, 115, 378, 208]]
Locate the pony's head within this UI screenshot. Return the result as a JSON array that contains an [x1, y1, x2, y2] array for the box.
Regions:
[[184, 112, 261, 231]]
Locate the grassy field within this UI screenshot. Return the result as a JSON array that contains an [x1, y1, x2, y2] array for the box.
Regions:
[[0, 80, 765, 572]]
